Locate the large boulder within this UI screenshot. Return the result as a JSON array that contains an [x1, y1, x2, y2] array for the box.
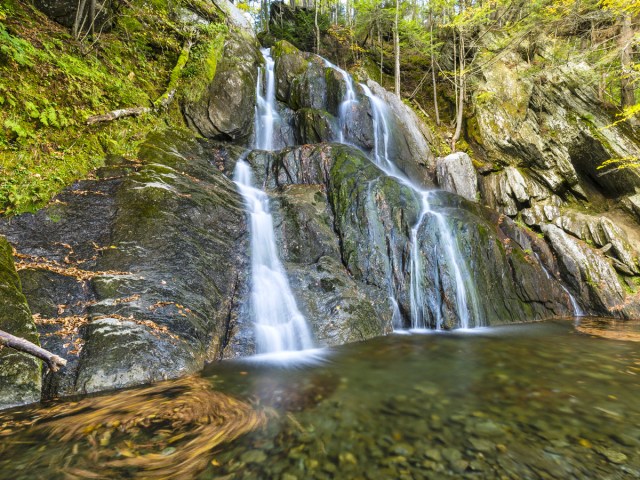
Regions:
[[436, 152, 478, 202], [34, 0, 113, 31], [182, 31, 262, 142], [0, 237, 41, 409], [272, 185, 394, 344], [211, 0, 255, 34], [0, 130, 252, 398]]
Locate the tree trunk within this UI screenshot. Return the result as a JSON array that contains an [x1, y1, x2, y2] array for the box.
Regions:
[[73, 0, 88, 40], [620, 14, 636, 111], [394, 0, 401, 97], [451, 33, 465, 152], [452, 29, 458, 124], [430, 12, 440, 126], [378, 20, 383, 85], [315, 0, 321, 54], [89, 0, 96, 39], [0, 330, 67, 372]]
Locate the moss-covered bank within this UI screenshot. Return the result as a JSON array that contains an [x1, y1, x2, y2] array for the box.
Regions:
[[0, 0, 227, 214]]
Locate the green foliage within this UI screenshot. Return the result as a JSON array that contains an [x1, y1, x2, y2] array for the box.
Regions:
[[0, 21, 36, 66], [0, 0, 227, 214], [270, 6, 330, 52]]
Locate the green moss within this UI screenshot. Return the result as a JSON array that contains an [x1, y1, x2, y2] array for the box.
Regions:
[[0, 236, 41, 407], [181, 25, 227, 103], [466, 116, 484, 146], [271, 40, 300, 58]]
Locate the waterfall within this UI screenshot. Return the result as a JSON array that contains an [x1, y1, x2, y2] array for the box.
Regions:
[[533, 252, 585, 317], [255, 48, 279, 151], [234, 47, 313, 354], [323, 59, 358, 143], [361, 84, 482, 330], [249, 49, 483, 333], [234, 161, 313, 353]]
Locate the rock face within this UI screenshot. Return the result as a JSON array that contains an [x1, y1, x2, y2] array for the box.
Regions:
[[436, 152, 478, 202], [541, 225, 639, 317], [0, 237, 41, 410], [266, 40, 435, 187], [0, 131, 252, 399], [471, 50, 640, 199], [469, 42, 640, 318], [182, 31, 262, 143]]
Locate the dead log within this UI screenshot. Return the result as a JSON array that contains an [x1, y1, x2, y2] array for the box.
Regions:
[[86, 106, 152, 125], [0, 330, 67, 372]]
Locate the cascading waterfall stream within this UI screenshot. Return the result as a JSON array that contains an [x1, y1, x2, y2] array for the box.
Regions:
[[234, 161, 313, 353], [246, 49, 484, 335], [323, 59, 358, 143], [254, 48, 279, 151], [360, 84, 482, 330], [533, 252, 584, 317], [235, 48, 313, 354]]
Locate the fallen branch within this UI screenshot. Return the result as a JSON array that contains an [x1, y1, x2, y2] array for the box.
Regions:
[[86, 40, 192, 125], [86, 106, 152, 125], [0, 330, 67, 372], [411, 99, 431, 121]]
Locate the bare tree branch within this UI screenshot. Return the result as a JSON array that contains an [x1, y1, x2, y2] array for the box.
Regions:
[[0, 330, 67, 372]]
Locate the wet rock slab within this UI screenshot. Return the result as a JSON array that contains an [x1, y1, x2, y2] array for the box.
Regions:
[[0, 130, 251, 398]]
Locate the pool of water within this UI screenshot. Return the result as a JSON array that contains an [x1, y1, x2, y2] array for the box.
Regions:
[[1, 319, 639, 479]]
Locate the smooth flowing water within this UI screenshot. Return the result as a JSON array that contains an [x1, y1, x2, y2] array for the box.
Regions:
[[533, 251, 585, 317], [254, 48, 279, 151], [1, 320, 638, 479], [360, 84, 481, 329], [323, 59, 358, 144], [236, 47, 313, 354], [234, 161, 313, 354]]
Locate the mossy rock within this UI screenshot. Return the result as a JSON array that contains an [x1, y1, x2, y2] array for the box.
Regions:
[[294, 108, 339, 144], [0, 237, 41, 410], [182, 30, 262, 142], [0, 129, 254, 399]]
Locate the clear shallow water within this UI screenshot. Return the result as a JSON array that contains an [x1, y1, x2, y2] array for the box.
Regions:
[[1, 319, 639, 479]]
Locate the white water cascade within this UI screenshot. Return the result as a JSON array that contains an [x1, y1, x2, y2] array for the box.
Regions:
[[361, 84, 482, 329], [255, 48, 279, 151], [234, 48, 313, 354], [533, 252, 585, 317], [323, 59, 358, 143], [234, 161, 313, 353]]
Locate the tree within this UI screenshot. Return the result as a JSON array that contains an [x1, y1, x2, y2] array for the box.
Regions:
[[394, 0, 401, 96], [617, 9, 637, 123]]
